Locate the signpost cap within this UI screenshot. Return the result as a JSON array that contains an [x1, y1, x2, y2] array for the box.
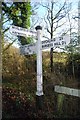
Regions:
[[35, 26, 42, 30]]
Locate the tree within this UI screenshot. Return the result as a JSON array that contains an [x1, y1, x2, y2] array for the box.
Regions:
[[38, 1, 72, 115], [40, 1, 71, 72], [2, 2, 32, 46], [0, 1, 2, 89], [65, 2, 79, 78]]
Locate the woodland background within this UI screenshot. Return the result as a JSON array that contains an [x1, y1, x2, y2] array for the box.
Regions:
[[2, 1, 80, 119]]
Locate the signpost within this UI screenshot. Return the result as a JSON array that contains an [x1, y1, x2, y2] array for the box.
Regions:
[[9, 25, 37, 38], [10, 25, 44, 109], [35, 26, 44, 109], [20, 43, 36, 55], [10, 25, 70, 110], [20, 35, 70, 55], [42, 35, 70, 50]]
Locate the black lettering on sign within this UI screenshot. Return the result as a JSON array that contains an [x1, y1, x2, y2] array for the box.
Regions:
[[59, 37, 63, 40], [54, 42, 58, 45], [27, 47, 29, 50], [42, 39, 53, 44], [54, 42, 61, 46], [62, 41, 66, 45], [42, 40, 49, 44], [19, 28, 28, 32], [12, 31, 26, 36], [29, 49, 31, 52], [19, 28, 24, 31], [12, 26, 28, 32], [53, 38, 56, 41], [59, 42, 61, 45], [42, 43, 53, 48]]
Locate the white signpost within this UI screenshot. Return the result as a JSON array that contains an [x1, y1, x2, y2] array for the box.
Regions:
[[35, 26, 44, 99], [20, 35, 70, 55], [10, 25, 44, 109], [55, 85, 80, 97], [20, 43, 36, 55], [42, 35, 70, 50], [9, 25, 37, 38], [10, 25, 70, 109]]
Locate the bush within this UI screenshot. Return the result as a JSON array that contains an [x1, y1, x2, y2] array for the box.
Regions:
[[66, 53, 80, 79]]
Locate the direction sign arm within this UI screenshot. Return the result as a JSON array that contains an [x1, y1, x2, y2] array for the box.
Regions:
[[9, 25, 37, 38]]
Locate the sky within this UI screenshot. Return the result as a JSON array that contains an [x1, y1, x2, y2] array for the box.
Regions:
[[31, 0, 79, 36], [3, 0, 80, 50]]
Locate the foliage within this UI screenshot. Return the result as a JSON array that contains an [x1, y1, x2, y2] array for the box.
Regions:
[[2, 2, 32, 28], [2, 2, 32, 45], [66, 52, 80, 78], [2, 46, 80, 119], [2, 86, 36, 119]]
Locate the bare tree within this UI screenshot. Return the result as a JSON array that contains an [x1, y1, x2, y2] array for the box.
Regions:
[[30, 2, 40, 29], [40, 0, 71, 72]]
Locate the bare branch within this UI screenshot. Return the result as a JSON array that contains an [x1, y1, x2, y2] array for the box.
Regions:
[[2, 19, 10, 24], [43, 35, 49, 40], [44, 17, 48, 26], [47, 10, 51, 25], [61, 29, 71, 36], [31, 19, 39, 29], [3, 39, 17, 53], [47, 28, 51, 34], [3, 28, 9, 33], [39, 3, 51, 11], [53, 22, 66, 32], [53, 1, 66, 21]]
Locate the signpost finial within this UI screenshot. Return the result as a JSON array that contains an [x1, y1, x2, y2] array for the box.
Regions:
[[35, 26, 42, 30]]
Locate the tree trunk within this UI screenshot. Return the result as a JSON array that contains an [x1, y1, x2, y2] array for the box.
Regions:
[[50, 2, 54, 72], [50, 48, 53, 72]]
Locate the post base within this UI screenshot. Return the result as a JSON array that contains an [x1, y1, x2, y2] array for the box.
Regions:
[[36, 95, 44, 110]]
